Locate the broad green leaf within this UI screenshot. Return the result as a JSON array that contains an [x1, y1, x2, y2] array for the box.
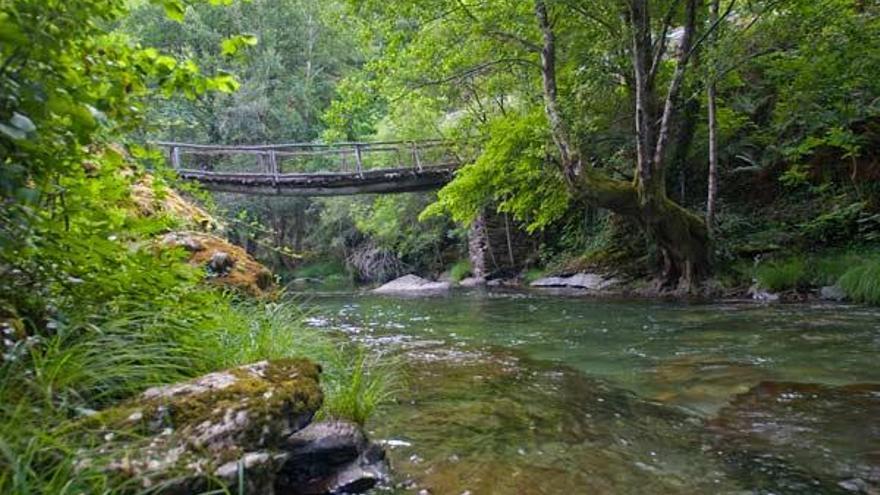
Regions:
[[162, 0, 186, 22], [209, 73, 240, 93], [220, 34, 259, 56]]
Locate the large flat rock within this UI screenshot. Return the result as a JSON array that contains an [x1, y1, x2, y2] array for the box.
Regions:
[[530, 272, 618, 290], [373, 274, 451, 294]]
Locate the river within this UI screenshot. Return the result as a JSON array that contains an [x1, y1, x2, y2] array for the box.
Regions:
[[302, 291, 880, 494]]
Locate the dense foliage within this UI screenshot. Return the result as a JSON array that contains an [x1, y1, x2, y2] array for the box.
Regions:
[[0, 1, 389, 492], [2, 0, 880, 492], [330, 0, 880, 290]]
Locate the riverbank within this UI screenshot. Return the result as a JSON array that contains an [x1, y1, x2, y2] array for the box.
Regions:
[[0, 159, 392, 493], [288, 255, 880, 306]]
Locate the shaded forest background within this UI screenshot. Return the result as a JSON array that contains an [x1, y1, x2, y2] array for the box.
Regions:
[[127, 0, 880, 291]]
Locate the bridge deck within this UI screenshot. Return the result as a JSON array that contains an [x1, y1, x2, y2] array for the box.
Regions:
[[157, 140, 461, 196]]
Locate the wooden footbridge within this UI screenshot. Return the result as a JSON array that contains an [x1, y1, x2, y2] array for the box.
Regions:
[[157, 140, 462, 196]]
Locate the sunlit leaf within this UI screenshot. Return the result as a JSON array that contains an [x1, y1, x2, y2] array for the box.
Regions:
[[220, 34, 259, 57], [161, 0, 186, 22]]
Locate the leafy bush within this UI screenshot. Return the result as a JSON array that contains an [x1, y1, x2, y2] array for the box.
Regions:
[[449, 260, 472, 282], [0, 2, 392, 492], [292, 260, 350, 280], [522, 267, 547, 284], [753, 250, 880, 296]]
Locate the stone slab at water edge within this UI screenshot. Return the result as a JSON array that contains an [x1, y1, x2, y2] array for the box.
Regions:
[[372, 274, 451, 294], [530, 273, 619, 291], [77, 359, 388, 494]]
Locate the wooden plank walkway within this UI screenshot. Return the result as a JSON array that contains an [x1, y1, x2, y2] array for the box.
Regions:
[[156, 140, 462, 196]]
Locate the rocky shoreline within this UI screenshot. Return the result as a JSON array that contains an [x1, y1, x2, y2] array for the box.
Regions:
[[366, 272, 851, 305], [79, 359, 387, 494]]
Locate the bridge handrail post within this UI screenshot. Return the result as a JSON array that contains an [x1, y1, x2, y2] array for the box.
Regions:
[[354, 144, 364, 178], [269, 150, 279, 186], [170, 146, 181, 169], [411, 141, 423, 172]]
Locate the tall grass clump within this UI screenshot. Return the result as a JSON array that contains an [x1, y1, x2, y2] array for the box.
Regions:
[[838, 261, 880, 305], [754, 256, 810, 291]]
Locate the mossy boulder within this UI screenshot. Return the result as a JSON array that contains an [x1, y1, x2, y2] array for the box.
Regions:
[[161, 231, 276, 296], [79, 359, 387, 494]]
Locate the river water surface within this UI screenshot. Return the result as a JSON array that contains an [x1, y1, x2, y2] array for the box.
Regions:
[[302, 291, 880, 494]]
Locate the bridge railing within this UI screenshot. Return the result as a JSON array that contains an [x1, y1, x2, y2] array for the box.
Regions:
[[155, 140, 460, 178]]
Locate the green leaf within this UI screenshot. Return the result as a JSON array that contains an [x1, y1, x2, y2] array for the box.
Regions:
[[161, 0, 186, 22], [208, 73, 240, 93], [220, 34, 259, 57]]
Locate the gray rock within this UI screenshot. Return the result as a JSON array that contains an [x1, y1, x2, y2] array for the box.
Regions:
[[820, 285, 847, 301], [209, 251, 234, 273], [281, 420, 389, 494], [458, 277, 486, 288], [530, 272, 618, 290], [372, 274, 450, 294], [748, 283, 780, 302], [161, 232, 205, 252]]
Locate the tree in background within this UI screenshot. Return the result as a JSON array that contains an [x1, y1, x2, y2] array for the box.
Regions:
[[336, 0, 879, 288]]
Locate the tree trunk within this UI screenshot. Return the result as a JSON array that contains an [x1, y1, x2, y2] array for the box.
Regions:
[[706, 0, 720, 230], [535, 0, 710, 290]]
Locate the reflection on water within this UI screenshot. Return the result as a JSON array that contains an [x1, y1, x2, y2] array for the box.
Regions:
[[301, 292, 880, 494]]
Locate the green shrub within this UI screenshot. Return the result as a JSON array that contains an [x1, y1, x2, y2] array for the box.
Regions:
[[755, 257, 810, 291], [292, 260, 349, 280], [522, 267, 547, 284], [449, 260, 472, 282], [838, 261, 880, 305]]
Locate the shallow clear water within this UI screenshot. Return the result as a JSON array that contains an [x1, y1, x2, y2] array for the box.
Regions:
[[302, 291, 880, 494]]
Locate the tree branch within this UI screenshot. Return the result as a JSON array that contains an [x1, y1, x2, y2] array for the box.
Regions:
[[405, 58, 538, 92], [535, 0, 578, 172], [649, 0, 682, 84], [652, 0, 697, 173]]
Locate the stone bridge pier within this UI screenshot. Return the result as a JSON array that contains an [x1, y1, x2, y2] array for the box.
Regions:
[[467, 210, 537, 280]]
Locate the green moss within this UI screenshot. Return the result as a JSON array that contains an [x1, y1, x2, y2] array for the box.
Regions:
[[80, 359, 322, 448]]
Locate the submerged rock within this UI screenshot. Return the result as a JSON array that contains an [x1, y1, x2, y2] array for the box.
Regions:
[[82, 359, 387, 494], [530, 272, 618, 291], [709, 381, 880, 493], [820, 285, 847, 301], [373, 274, 451, 294]]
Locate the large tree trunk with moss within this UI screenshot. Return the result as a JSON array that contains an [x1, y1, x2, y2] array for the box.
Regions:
[[535, 0, 710, 290], [567, 172, 710, 289]]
